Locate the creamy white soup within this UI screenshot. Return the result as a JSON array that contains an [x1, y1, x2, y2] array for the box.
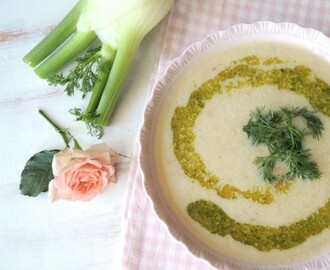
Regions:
[[153, 40, 330, 265]]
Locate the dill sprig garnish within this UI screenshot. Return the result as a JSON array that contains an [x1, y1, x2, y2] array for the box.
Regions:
[[69, 107, 104, 139], [243, 106, 324, 183], [48, 46, 103, 98]]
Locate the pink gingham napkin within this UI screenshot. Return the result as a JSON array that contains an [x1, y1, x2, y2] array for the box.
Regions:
[[121, 1, 330, 269]]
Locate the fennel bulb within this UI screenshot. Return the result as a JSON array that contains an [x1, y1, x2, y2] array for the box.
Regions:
[[23, 0, 174, 137]]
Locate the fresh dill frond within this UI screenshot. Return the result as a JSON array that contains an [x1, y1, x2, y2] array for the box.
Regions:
[[284, 107, 324, 139], [70, 107, 104, 138], [254, 155, 278, 183], [284, 148, 320, 179], [48, 46, 103, 97], [243, 106, 323, 183]]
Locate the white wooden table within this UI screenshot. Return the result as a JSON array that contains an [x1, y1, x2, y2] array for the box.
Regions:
[[0, 1, 160, 269]]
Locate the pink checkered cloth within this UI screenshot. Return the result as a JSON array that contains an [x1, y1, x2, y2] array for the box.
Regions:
[[121, 1, 330, 269]]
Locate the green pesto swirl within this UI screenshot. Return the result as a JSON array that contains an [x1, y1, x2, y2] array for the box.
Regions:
[[172, 56, 330, 204], [171, 55, 330, 250], [188, 199, 330, 251]]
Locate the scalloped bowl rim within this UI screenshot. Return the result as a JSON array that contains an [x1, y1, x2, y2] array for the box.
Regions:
[[139, 21, 330, 270]]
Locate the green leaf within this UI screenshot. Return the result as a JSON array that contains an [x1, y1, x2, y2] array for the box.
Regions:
[[20, 149, 60, 197]]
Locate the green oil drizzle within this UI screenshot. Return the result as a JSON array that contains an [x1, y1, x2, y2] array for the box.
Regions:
[[171, 55, 330, 250], [187, 199, 330, 251]]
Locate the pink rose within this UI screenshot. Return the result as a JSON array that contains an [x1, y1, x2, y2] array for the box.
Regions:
[[49, 143, 116, 202]]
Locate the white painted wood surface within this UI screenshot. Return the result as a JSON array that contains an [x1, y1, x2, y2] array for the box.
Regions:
[[0, 1, 160, 269]]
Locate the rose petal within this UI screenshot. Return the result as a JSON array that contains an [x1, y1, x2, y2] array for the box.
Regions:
[[48, 179, 70, 202]]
